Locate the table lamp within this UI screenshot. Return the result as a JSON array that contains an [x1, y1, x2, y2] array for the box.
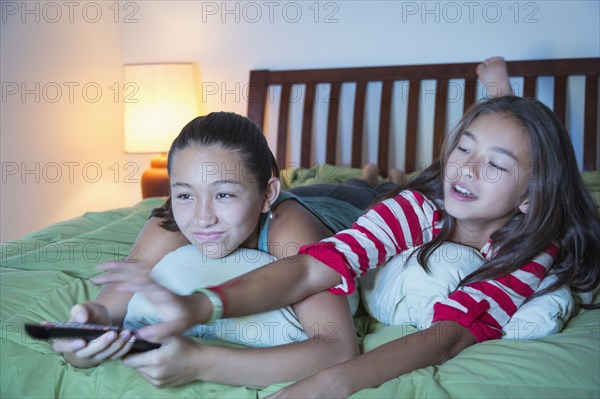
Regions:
[[124, 63, 201, 198]]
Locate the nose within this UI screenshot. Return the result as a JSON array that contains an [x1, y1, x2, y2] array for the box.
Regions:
[[193, 198, 217, 227], [460, 156, 480, 182]]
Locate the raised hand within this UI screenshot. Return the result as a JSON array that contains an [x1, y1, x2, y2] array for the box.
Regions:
[[91, 262, 209, 341]]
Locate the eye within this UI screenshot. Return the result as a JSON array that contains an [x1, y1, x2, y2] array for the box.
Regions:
[[216, 193, 234, 199], [489, 162, 507, 172], [176, 193, 192, 200], [456, 145, 469, 153]]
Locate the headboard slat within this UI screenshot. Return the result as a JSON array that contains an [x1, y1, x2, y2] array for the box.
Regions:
[[326, 83, 341, 165], [523, 76, 536, 98], [277, 84, 292, 167], [352, 81, 367, 168], [464, 76, 477, 113], [433, 78, 449, 158], [378, 80, 393, 177], [247, 70, 269, 129], [301, 83, 316, 167], [553, 75, 567, 125], [405, 79, 420, 173], [584, 74, 599, 171]]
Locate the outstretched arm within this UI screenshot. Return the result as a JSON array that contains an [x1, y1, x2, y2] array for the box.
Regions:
[[93, 253, 342, 341], [269, 321, 476, 398]]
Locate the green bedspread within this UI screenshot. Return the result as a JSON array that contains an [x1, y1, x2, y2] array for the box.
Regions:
[[2, 169, 599, 398]]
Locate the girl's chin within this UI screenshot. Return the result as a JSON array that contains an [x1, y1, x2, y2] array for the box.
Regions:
[[442, 202, 466, 220]]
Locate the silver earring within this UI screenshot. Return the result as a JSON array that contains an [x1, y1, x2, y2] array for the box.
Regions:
[[268, 210, 273, 220]]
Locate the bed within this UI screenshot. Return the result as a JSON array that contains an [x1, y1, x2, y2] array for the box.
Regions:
[[2, 58, 599, 398]]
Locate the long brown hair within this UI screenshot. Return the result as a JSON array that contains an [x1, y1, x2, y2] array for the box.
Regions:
[[151, 112, 280, 231], [381, 96, 599, 306]]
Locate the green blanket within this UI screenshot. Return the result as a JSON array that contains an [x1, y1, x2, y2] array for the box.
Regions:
[[2, 169, 599, 398]]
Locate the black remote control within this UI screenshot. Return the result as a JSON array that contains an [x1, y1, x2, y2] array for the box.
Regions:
[[25, 322, 161, 353]]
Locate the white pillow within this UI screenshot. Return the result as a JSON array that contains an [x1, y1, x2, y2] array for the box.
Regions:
[[150, 245, 277, 292], [502, 274, 574, 340], [359, 242, 574, 340], [125, 245, 359, 347]]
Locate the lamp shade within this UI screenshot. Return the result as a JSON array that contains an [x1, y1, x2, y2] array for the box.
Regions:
[[124, 63, 200, 153]]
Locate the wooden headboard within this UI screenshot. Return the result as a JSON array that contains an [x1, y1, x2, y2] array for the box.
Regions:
[[247, 58, 599, 175]]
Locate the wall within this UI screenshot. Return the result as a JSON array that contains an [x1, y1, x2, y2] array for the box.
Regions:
[[1, 0, 599, 241]]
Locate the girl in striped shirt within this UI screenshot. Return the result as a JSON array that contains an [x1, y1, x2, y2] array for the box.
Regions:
[[97, 93, 600, 397]]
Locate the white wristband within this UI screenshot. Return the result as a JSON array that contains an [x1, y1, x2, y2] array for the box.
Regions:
[[195, 288, 224, 323]]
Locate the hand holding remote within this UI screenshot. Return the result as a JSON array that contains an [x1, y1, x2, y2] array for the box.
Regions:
[[26, 322, 161, 353], [42, 303, 159, 368]]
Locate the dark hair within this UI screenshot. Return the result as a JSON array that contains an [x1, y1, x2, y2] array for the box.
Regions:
[[383, 96, 600, 307], [151, 112, 280, 231]]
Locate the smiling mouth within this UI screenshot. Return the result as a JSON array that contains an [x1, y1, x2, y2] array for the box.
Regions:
[[193, 232, 224, 241], [453, 183, 477, 199]]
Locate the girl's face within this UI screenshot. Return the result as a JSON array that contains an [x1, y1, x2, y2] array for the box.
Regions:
[[170, 145, 270, 258], [443, 113, 531, 239]]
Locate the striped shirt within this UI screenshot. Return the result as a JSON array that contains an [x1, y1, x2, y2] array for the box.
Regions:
[[298, 190, 558, 342]]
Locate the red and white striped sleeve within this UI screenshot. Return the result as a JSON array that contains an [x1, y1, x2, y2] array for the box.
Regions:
[[432, 242, 560, 342], [298, 190, 443, 295]]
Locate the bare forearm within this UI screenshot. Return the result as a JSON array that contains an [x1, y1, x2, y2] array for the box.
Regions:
[[196, 280, 358, 387], [217, 255, 342, 320], [322, 322, 477, 396], [198, 335, 357, 387]]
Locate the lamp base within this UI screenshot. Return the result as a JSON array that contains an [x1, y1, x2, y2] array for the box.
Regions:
[[141, 154, 170, 199]]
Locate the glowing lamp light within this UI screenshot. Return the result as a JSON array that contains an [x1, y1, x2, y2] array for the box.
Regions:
[[123, 63, 200, 198]]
